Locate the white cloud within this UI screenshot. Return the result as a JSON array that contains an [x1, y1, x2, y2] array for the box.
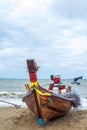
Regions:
[[0, 41, 14, 48], [0, 47, 27, 57], [0, 48, 13, 56], [0, 64, 3, 69], [52, 0, 87, 19], [68, 37, 87, 55], [0, 0, 53, 23], [61, 29, 72, 37]]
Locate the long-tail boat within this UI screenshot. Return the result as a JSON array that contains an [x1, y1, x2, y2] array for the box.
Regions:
[[23, 59, 81, 125]]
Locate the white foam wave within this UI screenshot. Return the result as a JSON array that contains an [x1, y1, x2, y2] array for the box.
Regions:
[[0, 92, 26, 98], [78, 98, 87, 109]]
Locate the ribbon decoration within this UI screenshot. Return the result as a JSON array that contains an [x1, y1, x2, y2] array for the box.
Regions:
[[34, 87, 51, 96]]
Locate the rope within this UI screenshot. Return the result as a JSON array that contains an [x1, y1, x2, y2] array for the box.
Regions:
[[0, 99, 21, 109]]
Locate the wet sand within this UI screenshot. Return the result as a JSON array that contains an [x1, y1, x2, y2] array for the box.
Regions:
[[0, 107, 87, 130]]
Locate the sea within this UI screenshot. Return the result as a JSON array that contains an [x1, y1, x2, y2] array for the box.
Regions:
[[0, 78, 87, 109]]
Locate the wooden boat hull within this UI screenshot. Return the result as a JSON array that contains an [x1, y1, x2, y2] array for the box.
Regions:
[[23, 89, 74, 123]]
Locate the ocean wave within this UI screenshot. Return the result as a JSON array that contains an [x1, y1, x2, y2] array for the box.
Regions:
[[0, 92, 87, 109], [81, 98, 87, 106], [0, 92, 26, 98]]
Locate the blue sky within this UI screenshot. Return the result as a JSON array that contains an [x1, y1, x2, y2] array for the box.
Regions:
[[0, 0, 87, 79]]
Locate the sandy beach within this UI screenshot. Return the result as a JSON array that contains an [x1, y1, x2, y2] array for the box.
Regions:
[[0, 107, 87, 130]]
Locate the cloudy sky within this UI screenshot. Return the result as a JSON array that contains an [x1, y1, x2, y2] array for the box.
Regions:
[[0, 0, 87, 79]]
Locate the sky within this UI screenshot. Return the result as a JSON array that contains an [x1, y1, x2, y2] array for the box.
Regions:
[[0, 0, 87, 79]]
